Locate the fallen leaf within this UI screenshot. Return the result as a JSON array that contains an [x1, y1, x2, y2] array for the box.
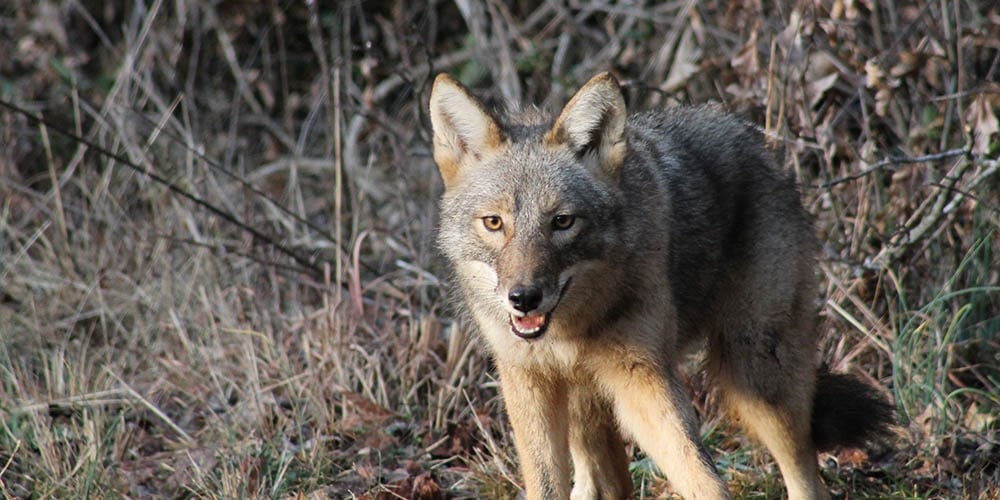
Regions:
[[836, 448, 870, 467], [807, 72, 839, 108], [890, 51, 924, 78], [865, 59, 885, 88], [967, 95, 999, 156], [411, 471, 445, 500], [731, 30, 759, 76], [661, 26, 702, 93]]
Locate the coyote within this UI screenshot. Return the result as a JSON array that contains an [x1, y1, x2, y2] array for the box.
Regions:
[[428, 72, 893, 500]]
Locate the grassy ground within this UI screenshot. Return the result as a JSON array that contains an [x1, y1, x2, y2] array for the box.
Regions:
[[1, 1, 997, 498]]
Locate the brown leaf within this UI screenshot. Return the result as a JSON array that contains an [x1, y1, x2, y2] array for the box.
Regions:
[[342, 392, 399, 421], [431, 422, 477, 459], [890, 51, 925, 78], [836, 448, 870, 467], [360, 471, 444, 500], [864, 59, 885, 88], [411, 472, 445, 500], [875, 88, 893, 117], [355, 462, 383, 482], [807, 71, 839, 108], [661, 27, 702, 93], [731, 31, 759, 76], [967, 95, 999, 156]]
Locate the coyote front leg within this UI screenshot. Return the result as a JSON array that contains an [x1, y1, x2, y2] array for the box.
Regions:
[[598, 358, 730, 500], [497, 364, 571, 500], [568, 385, 632, 500]]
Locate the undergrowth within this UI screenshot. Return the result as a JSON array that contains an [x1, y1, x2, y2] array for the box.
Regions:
[[1, 1, 997, 498]]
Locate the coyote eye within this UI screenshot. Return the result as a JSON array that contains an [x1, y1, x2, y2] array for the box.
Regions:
[[482, 215, 503, 231], [552, 214, 576, 230]]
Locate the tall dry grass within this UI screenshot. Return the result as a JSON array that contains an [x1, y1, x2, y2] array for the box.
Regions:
[[1, 1, 997, 498]]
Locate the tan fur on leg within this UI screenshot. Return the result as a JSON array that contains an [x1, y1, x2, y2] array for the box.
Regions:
[[497, 364, 572, 500], [568, 386, 631, 500], [596, 358, 730, 500]]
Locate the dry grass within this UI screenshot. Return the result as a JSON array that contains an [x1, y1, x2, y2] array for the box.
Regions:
[[1, 1, 997, 498]]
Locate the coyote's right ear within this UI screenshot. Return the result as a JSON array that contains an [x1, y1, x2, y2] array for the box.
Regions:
[[545, 72, 627, 179], [429, 74, 505, 188]]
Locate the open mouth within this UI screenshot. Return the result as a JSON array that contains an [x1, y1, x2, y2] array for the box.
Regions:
[[509, 313, 550, 340], [506, 278, 571, 340]]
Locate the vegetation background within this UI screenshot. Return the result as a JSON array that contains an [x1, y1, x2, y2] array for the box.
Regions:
[[1, 1, 997, 498]]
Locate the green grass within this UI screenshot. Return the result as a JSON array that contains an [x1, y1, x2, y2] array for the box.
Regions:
[[891, 234, 1000, 432]]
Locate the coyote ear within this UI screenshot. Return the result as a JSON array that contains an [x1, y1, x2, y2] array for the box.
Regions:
[[545, 72, 627, 178], [429, 74, 506, 187]]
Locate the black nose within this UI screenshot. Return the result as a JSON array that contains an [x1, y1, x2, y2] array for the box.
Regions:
[[508, 286, 543, 313]]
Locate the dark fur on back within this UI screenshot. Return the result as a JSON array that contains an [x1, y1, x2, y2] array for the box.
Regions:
[[811, 369, 895, 451]]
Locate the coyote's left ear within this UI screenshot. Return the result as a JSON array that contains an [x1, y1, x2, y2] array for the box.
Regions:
[[429, 74, 506, 188], [545, 72, 627, 178]]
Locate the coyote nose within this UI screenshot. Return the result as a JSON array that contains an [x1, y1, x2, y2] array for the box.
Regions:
[[508, 286, 543, 313]]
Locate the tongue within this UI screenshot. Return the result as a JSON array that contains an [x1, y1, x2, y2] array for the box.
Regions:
[[513, 314, 545, 331]]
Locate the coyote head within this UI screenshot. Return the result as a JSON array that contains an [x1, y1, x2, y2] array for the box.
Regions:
[[429, 73, 629, 341]]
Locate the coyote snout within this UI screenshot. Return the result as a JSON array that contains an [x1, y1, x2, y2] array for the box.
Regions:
[[507, 285, 542, 313], [497, 244, 573, 339], [505, 283, 548, 338], [503, 275, 573, 339]]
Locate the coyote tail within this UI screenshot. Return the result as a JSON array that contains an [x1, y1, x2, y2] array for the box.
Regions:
[[811, 368, 895, 451]]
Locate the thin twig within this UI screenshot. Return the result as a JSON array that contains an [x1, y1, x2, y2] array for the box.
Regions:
[[0, 98, 322, 276], [0, 438, 18, 497], [876, 156, 974, 265], [822, 147, 970, 188], [105, 369, 194, 444]]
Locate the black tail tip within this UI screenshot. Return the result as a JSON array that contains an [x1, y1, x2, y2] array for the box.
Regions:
[[811, 370, 896, 452]]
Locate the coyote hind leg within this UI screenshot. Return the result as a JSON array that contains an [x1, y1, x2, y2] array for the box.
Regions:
[[711, 325, 829, 500]]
